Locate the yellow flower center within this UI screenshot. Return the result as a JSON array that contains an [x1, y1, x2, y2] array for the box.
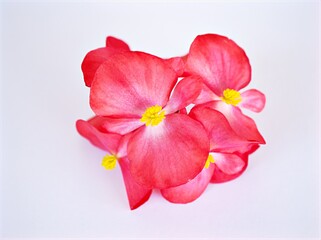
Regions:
[[102, 154, 117, 170], [140, 105, 166, 126], [221, 88, 242, 106], [205, 154, 215, 169]]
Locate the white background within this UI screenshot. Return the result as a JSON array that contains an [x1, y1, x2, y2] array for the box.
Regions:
[[0, 1, 320, 239]]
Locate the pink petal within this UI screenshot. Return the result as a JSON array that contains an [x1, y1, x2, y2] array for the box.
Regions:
[[105, 36, 130, 51], [164, 76, 202, 114], [185, 34, 251, 95], [212, 152, 245, 175], [81, 47, 120, 87], [194, 82, 220, 104], [99, 117, 143, 135], [165, 57, 185, 76], [211, 153, 248, 183], [116, 133, 133, 158], [161, 163, 214, 204], [189, 106, 256, 153], [128, 114, 209, 189], [82, 37, 130, 88], [240, 89, 266, 113], [208, 101, 265, 144], [90, 52, 177, 117], [179, 54, 191, 78], [118, 157, 152, 210], [75, 118, 121, 154], [83, 115, 110, 133]]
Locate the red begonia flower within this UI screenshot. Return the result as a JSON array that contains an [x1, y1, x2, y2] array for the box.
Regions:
[[160, 151, 251, 203], [189, 106, 256, 184], [158, 105, 256, 204], [90, 51, 209, 189], [75, 117, 152, 210], [185, 34, 265, 143], [96, 75, 202, 135]]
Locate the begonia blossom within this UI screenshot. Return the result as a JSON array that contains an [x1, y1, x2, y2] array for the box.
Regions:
[[90, 51, 210, 189], [185, 34, 266, 144], [160, 106, 256, 203], [76, 34, 266, 209], [189, 106, 260, 183], [76, 117, 152, 210]]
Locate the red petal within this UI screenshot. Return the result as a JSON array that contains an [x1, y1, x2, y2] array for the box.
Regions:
[[165, 57, 185, 76], [128, 114, 209, 189], [116, 133, 133, 158], [186, 34, 251, 95], [161, 163, 214, 204], [164, 76, 202, 114], [211, 153, 248, 183], [99, 117, 143, 135], [212, 152, 245, 175], [75, 118, 121, 154], [208, 101, 265, 144], [178, 108, 188, 115], [81, 47, 119, 87], [189, 106, 256, 153], [240, 89, 266, 113], [84, 115, 110, 133], [90, 52, 177, 117], [82, 37, 130, 88], [105, 36, 130, 51], [118, 158, 152, 210]]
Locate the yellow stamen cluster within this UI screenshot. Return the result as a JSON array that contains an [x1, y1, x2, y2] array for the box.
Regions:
[[221, 88, 242, 106], [205, 155, 215, 169], [102, 154, 117, 170], [140, 105, 166, 126]]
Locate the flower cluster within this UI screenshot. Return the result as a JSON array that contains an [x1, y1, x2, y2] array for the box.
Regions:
[[76, 34, 266, 210]]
